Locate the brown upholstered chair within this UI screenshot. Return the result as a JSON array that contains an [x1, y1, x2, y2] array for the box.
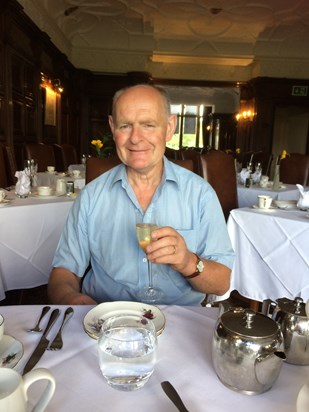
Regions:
[[169, 158, 194, 172], [86, 156, 121, 184], [54, 143, 79, 172], [24, 143, 56, 172], [0, 144, 8, 188], [3, 145, 18, 186], [179, 148, 202, 176], [280, 153, 309, 186], [200, 150, 238, 221], [252, 151, 273, 177], [165, 146, 180, 160]]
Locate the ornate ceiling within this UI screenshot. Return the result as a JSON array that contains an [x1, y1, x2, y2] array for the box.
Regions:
[[17, 0, 309, 81]]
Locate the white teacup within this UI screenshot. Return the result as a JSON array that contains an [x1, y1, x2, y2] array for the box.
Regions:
[[0, 189, 6, 202], [0, 314, 4, 341], [47, 166, 55, 173], [258, 195, 272, 209], [37, 186, 52, 196], [72, 169, 80, 178], [0, 368, 55, 412]]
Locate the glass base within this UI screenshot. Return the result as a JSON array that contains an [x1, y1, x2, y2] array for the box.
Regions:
[[137, 286, 163, 304]]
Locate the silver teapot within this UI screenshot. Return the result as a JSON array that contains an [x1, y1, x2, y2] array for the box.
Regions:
[[262, 297, 309, 365], [212, 307, 285, 395]]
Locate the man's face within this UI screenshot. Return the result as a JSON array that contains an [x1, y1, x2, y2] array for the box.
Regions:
[[109, 86, 176, 174]]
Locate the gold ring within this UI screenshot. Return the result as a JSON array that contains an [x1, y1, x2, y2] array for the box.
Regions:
[[172, 245, 176, 255]]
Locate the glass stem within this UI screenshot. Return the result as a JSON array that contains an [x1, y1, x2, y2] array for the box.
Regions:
[[147, 260, 154, 290]]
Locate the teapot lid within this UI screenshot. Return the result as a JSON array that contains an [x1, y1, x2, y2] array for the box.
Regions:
[[221, 308, 279, 338], [277, 297, 307, 317]]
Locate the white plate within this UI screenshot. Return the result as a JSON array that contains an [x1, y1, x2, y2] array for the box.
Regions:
[[273, 200, 297, 209], [252, 205, 275, 210], [31, 192, 60, 199], [0, 335, 23, 369], [0, 200, 11, 208], [45, 170, 57, 174], [83, 301, 166, 339]]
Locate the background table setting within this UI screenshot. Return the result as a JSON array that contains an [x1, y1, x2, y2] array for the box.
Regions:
[[0, 189, 77, 301], [227, 206, 309, 304], [1, 304, 309, 411]]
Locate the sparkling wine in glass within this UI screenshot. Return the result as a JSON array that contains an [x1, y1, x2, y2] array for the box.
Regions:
[[136, 221, 163, 303]]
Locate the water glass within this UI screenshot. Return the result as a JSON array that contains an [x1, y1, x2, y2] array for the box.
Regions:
[[98, 314, 157, 391]]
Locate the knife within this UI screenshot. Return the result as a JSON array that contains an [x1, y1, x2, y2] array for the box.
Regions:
[[22, 308, 60, 375], [161, 381, 189, 412]]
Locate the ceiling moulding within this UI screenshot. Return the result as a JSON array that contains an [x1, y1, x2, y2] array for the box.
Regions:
[[150, 54, 253, 67]]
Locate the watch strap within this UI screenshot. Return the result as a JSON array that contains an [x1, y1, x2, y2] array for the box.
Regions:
[[186, 253, 202, 279]]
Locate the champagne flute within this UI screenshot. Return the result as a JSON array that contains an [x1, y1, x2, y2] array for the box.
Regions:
[[136, 218, 163, 303]]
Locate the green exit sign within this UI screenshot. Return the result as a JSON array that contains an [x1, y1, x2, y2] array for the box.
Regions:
[[292, 85, 308, 96]]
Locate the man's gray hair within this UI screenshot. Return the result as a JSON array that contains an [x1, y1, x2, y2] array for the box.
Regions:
[[112, 84, 172, 118]]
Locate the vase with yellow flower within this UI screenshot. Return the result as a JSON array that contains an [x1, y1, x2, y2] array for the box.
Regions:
[[91, 134, 114, 158], [272, 150, 288, 191]]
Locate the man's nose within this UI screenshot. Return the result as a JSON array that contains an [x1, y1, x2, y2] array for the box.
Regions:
[[129, 126, 141, 143]]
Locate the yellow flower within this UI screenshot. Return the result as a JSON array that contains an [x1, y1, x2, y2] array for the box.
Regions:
[[91, 139, 103, 150], [281, 150, 288, 160], [236, 148, 241, 154]]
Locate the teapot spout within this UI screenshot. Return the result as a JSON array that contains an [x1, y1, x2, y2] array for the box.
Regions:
[[255, 351, 286, 386]]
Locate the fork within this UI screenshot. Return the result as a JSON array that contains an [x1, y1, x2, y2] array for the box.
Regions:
[[48, 307, 74, 350], [28, 306, 51, 332]]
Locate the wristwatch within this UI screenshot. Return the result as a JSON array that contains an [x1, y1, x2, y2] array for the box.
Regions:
[[186, 253, 204, 279]]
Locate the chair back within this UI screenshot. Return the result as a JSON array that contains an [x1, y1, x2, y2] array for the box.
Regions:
[[0, 144, 8, 188], [200, 150, 238, 221], [3, 145, 18, 186], [252, 151, 273, 177], [54, 144, 79, 172], [170, 158, 194, 172], [165, 146, 180, 160], [280, 153, 309, 186], [24, 143, 56, 172], [179, 148, 202, 176], [86, 156, 121, 184]]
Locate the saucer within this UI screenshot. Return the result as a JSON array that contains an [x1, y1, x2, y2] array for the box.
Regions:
[[0, 335, 23, 369], [83, 301, 166, 339], [46, 170, 57, 174], [0, 200, 11, 208], [252, 205, 275, 211]]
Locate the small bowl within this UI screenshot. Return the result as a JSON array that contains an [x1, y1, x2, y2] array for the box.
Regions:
[[273, 200, 297, 209], [37, 186, 52, 196]]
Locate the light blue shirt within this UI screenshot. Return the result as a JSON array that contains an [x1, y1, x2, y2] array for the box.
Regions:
[[52, 157, 234, 305]]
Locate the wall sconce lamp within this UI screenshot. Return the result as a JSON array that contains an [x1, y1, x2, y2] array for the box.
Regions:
[[235, 110, 255, 122], [40, 73, 64, 93]]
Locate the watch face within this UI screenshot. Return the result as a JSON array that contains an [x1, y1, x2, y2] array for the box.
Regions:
[[197, 259, 204, 273]]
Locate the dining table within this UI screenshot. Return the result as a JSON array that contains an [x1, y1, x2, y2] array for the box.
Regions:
[[226, 206, 309, 304], [35, 171, 86, 190], [237, 183, 301, 208], [0, 190, 76, 301], [0, 304, 308, 411]]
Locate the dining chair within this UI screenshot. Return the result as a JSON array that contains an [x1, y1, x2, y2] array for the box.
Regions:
[[53, 143, 79, 172], [24, 143, 56, 172], [0, 144, 9, 188], [164, 146, 180, 160], [169, 158, 194, 172], [179, 148, 203, 176], [280, 153, 309, 186], [85, 156, 121, 184], [199, 149, 238, 221], [252, 151, 273, 177], [3, 145, 18, 186]]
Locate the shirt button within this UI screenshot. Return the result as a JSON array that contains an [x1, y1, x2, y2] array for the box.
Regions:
[[143, 258, 147, 262]]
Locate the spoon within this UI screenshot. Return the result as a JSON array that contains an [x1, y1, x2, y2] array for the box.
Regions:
[[161, 381, 189, 412], [28, 306, 51, 332]]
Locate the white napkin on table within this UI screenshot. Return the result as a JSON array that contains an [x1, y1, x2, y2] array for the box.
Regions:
[[15, 171, 31, 196], [239, 168, 251, 184]]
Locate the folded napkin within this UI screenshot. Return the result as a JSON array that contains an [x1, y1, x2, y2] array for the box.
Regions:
[[296, 184, 309, 209], [15, 171, 31, 197], [251, 169, 262, 184], [239, 168, 251, 184]]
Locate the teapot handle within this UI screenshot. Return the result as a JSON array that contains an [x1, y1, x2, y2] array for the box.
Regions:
[[261, 299, 277, 317]]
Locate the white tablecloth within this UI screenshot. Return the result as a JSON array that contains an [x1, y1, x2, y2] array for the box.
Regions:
[[227, 207, 309, 302], [237, 183, 300, 208], [0, 191, 75, 300], [1, 304, 308, 411]]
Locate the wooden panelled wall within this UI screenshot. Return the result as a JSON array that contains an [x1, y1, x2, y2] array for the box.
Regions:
[[1, 0, 309, 173]]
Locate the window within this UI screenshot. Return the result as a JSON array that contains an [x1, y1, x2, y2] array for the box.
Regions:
[[168, 104, 206, 149]]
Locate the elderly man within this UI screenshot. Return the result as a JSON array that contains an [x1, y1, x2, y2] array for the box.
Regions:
[[48, 84, 234, 305]]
